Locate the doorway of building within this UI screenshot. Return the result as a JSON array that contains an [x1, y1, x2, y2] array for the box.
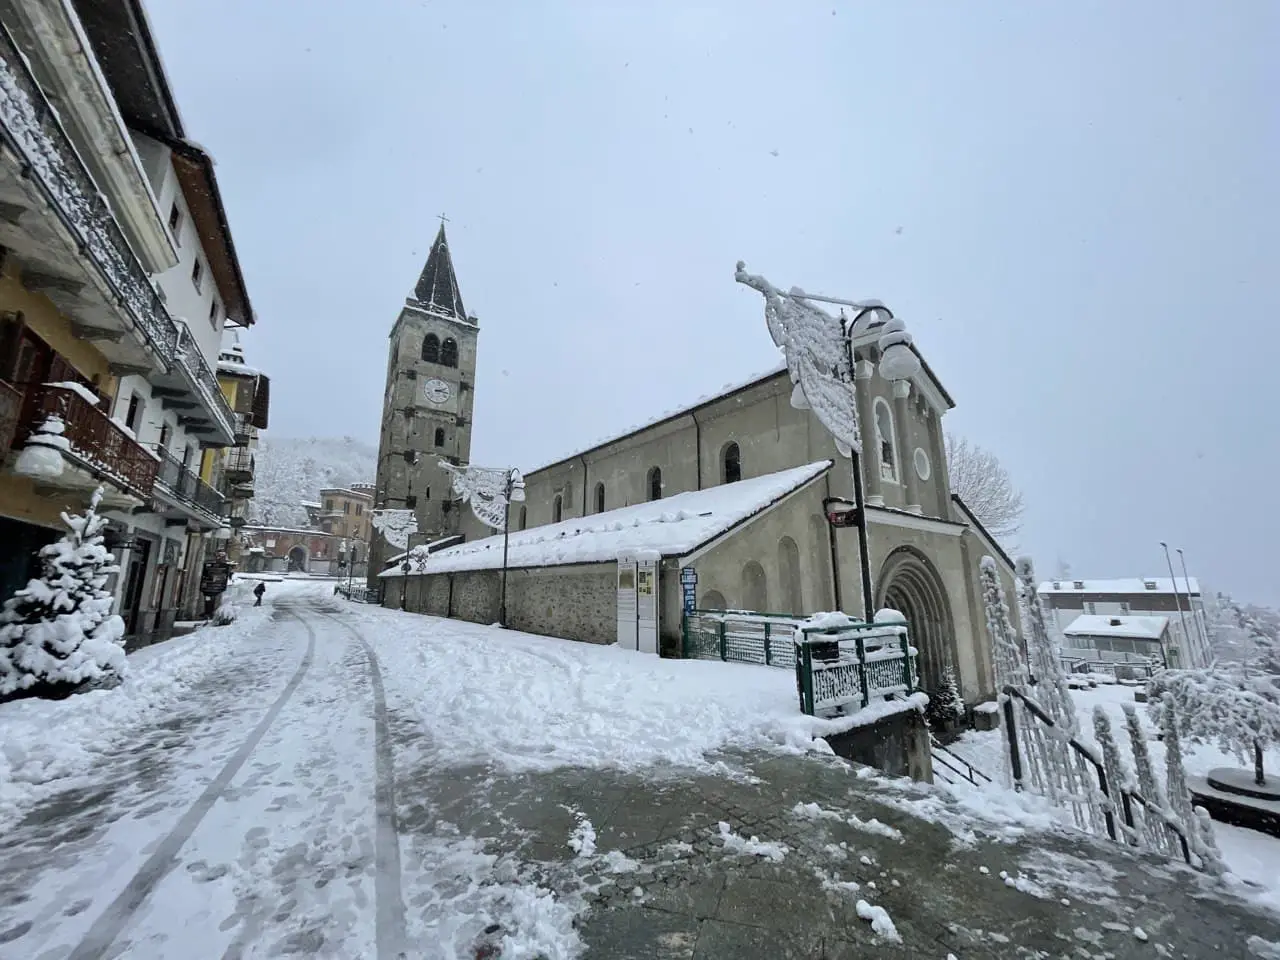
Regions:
[[287, 545, 308, 572], [0, 516, 59, 606], [120, 537, 152, 636]]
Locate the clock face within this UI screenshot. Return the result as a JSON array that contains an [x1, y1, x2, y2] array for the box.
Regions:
[[423, 378, 451, 404]]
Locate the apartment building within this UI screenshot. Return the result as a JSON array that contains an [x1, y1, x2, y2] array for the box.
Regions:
[[214, 340, 269, 569], [0, 0, 255, 640]]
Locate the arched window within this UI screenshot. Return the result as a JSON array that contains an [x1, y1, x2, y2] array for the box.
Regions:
[[778, 536, 803, 615], [440, 337, 458, 368], [433, 427, 445, 448], [421, 334, 440, 363], [874, 398, 898, 483], [647, 466, 662, 502], [741, 561, 768, 613], [722, 442, 741, 484], [518, 505, 527, 530], [701, 590, 726, 611], [562, 481, 572, 516], [552, 495, 562, 523], [594, 482, 605, 514]]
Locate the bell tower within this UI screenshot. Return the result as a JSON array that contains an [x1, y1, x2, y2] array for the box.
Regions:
[[369, 220, 478, 582]]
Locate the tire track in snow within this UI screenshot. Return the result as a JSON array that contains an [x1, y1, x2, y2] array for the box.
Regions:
[[66, 611, 317, 960], [307, 605, 407, 960]]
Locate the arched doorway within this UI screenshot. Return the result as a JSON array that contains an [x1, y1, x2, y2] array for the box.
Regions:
[[741, 561, 767, 612], [876, 546, 954, 694], [701, 590, 726, 611], [288, 545, 308, 572]]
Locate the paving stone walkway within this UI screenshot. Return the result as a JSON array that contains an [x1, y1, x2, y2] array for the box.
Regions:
[[410, 747, 1280, 959]]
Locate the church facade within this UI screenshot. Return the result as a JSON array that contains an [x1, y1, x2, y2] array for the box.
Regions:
[[371, 231, 1018, 705]]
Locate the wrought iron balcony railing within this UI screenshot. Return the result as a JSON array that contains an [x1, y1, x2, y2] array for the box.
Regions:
[[0, 24, 177, 364], [154, 447, 225, 520], [173, 322, 236, 442]]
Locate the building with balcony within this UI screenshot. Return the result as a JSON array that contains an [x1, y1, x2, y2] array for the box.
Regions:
[[0, 0, 256, 640], [213, 340, 269, 569]]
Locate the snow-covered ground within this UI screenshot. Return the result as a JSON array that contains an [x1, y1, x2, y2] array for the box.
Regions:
[[948, 681, 1280, 914]]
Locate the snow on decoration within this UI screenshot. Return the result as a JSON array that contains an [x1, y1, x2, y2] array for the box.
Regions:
[[14, 414, 70, 479], [439, 461, 524, 531], [371, 508, 418, 550], [0, 486, 127, 696], [982, 556, 1044, 790], [734, 261, 864, 457], [44, 380, 99, 405], [1148, 666, 1280, 788], [1092, 707, 1138, 846], [1122, 702, 1179, 857], [1150, 703, 1222, 873], [872, 316, 920, 383]]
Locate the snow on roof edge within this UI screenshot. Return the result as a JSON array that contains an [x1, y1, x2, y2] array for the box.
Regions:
[[1063, 614, 1170, 640], [1038, 577, 1200, 596], [381, 460, 832, 577]]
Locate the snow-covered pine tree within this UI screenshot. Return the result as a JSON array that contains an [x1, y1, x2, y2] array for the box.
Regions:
[[926, 663, 966, 730], [0, 486, 127, 696], [1122, 702, 1178, 856]]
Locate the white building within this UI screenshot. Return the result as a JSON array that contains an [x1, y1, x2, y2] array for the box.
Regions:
[[1060, 614, 1173, 673]]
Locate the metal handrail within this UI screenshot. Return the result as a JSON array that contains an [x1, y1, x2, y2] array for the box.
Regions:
[[929, 735, 993, 786], [1002, 685, 1192, 864], [153, 446, 225, 519], [0, 24, 177, 363]]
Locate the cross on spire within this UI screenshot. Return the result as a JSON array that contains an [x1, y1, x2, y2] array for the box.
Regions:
[[437, 212, 450, 226]]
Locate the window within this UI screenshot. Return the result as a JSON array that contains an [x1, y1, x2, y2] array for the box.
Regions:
[[209, 299, 220, 326], [594, 482, 605, 514], [722, 442, 741, 484], [647, 466, 662, 501], [440, 337, 458, 368], [356, 504, 363, 516], [168, 202, 181, 235], [125, 393, 142, 431], [518, 505, 527, 530], [343, 502, 350, 514], [158, 421, 171, 451], [192, 258, 203, 292], [873, 398, 897, 482], [405, 495, 417, 508], [552, 495, 562, 523], [422, 334, 440, 363], [325, 499, 334, 511], [434, 427, 445, 447]]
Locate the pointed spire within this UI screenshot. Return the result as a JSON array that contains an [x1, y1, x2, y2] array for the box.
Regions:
[[410, 222, 467, 321]]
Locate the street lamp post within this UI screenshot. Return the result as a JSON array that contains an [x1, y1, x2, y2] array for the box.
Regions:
[[735, 263, 919, 623], [1160, 541, 1192, 666], [1175, 547, 1210, 665], [499, 469, 516, 628]]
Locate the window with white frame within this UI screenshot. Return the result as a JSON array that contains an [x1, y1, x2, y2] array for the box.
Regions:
[[192, 258, 204, 292], [873, 398, 897, 482]]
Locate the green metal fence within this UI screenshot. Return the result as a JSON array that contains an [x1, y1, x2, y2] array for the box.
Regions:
[[681, 609, 918, 717]]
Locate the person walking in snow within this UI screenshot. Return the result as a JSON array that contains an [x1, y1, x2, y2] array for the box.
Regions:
[[253, 581, 266, 606]]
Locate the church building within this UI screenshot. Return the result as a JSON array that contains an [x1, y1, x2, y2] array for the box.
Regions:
[[371, 229, 1019, 706]]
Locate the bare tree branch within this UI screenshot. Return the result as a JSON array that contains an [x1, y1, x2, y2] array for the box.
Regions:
[[945, 432, 1025, 541]]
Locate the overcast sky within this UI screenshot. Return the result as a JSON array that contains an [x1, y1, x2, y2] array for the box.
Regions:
[[147, 1, 1276, 605]]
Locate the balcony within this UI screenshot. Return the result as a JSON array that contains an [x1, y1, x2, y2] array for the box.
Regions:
[[0, 23, 176, 374], [151, 446, 225, 529], [149, 322, 237, 447], [224, 447, 254, 483], [8, 382, 157, 503]]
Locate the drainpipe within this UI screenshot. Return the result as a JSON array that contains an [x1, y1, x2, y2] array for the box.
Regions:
[[578, 455, 589, 515], [690, 411, 702, 490]]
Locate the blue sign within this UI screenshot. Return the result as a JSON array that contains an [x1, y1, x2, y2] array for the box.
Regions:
[[680, 567, 698, 613], [680, 567, 698, 585]]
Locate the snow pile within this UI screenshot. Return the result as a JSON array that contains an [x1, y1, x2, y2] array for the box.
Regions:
[[14, 414, 70, 479], [854, 899, 900, 941], [385, 461, 831, 575], [567, 813, 596, 857], [717, 821, 787, 861], [0, 597, 275, 829], [0, 487, 126, 694], [790, 801, 902, 840]]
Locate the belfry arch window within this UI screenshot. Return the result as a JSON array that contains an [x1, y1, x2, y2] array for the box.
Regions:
[[552, 495, 563, 523], [722, 442, 741, 484], [421, 334, 440, 363], [440, 337, 458, 368], [647, 466, 662, 502], [595, 482, 605, 514], [874, 398, 898, 483]]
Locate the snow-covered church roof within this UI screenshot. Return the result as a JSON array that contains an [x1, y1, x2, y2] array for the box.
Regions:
[[1063, 614, 1170, 641], [381, 461, 832, 577]]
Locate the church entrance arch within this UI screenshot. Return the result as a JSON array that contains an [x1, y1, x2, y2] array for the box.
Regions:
[[876, 546, 954, 693], [287, 545, 309, 573]]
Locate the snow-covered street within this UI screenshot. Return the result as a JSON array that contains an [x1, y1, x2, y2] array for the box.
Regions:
[[3, 586, 1280, 959]]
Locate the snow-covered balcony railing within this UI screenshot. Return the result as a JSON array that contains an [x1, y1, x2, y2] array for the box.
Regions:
[[794, 613, 918, 718], [223, 446, 254, 483], [0, 378, 20, 457], [165, 321, 236, 446], [153, 447, 225, 523], [12, 383, 158, 500], [0, 24, 177, 365]]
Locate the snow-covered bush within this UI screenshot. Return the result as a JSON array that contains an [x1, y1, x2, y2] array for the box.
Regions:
[[0, 486, 127, 696], [925, 664, 966, 728], [1148, 666, 1280, 787], [211, 604, 237, 626]]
